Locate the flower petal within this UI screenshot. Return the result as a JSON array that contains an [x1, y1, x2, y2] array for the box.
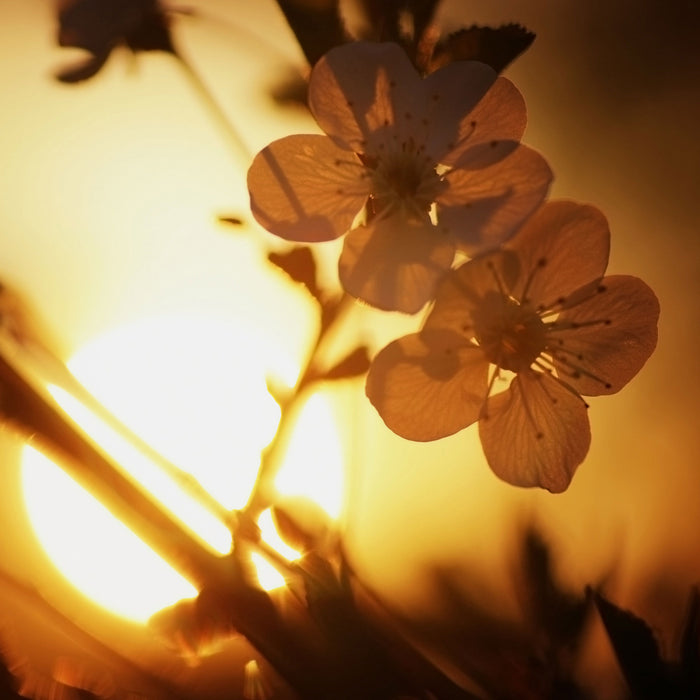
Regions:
[[366, 330, 489, 440], [247, 134, 369, 242], [479, 371, 591, 492], [506, 200, 611, 307], [338, 214, 455, 313], [438, 145, 553, 256], [442, 76, 527, 168], [546, 274, 660, 396], [420, 60, 497, 161], [308, 42, 421, 154], [425, 250, 520, 331]]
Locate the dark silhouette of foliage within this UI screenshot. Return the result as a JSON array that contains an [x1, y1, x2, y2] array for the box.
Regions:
[[321, 345, 371, 381], [429, 24, 535, 74], [55, 0, 176, 82], [274, 0, 348, 67], [268, 246, 321, 301], [592, 587, 700, 700]]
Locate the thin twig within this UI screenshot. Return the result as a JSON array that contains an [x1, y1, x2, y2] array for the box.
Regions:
[[173, 50, 252, 167], [241, 292, 355, 520]]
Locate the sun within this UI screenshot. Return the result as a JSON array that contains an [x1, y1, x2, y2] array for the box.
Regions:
[[21, 312, 344, 622]]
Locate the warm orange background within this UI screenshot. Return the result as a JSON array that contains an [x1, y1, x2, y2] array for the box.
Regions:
[[0, 1, 698, 698]]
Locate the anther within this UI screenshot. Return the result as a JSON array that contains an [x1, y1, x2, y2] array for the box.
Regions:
[[520, 258, 548, 304]]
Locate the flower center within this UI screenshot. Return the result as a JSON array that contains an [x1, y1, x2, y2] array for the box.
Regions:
[[472, 291, 546, 372], [368, 141, 443, 219]]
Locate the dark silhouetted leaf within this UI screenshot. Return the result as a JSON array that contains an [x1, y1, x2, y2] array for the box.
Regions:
[[273, 0, 348, 66], [679, 586, 700, 693], [268, 246, 320, 300], [404, 0, 442, 41], [0, 646, 20, 700], [268, 68, 309, 108], [217, 214, 244, 227], [519, 527, 590, 650], [355, 0, 441, 45], [55, 0, 175, 83], [272, 496, 333, 554], [430, 24, 535, 74], [295, 553, 421, 699], [54, 51, 110, 83], [323, 345, 371, 381], [592, 590, 674, 699]]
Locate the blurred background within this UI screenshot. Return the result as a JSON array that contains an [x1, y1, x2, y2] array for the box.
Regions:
[[0, 0, 698, 698]]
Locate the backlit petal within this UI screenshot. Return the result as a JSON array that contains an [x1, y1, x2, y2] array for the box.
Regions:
[[442, 77, 527, 168], [506, 201, 611, 307], [247, 134, 369, 242], [339, 215, 455, 313], [366, 330, 489, 441], [421, 60, 497, 161], [308, 42, 421, 154], [479, 371, 591, 492], [438, 145, 553, 256], [546, 274, 660, 395], [425, 250, 520, 331]]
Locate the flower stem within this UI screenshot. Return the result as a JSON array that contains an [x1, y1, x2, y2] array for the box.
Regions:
[[240, 292, 355, 521]]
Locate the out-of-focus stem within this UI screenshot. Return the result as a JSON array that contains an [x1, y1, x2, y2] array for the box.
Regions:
[[0, 331, 229, 591], [273, 0, 347, 66], [173, 50, 252, 168]]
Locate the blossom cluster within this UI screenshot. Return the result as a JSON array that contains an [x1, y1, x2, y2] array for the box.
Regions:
[[247, 41, 659, 492]]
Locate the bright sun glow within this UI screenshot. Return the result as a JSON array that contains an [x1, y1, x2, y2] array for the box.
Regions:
[[22, 447, 199, 622], [22, 313, 344, 623], [275, 393, 345, 520]]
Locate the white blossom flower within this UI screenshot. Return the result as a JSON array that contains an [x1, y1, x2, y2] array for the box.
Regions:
[[247, 41, 552, 313], [366, 201, 660, 491]]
